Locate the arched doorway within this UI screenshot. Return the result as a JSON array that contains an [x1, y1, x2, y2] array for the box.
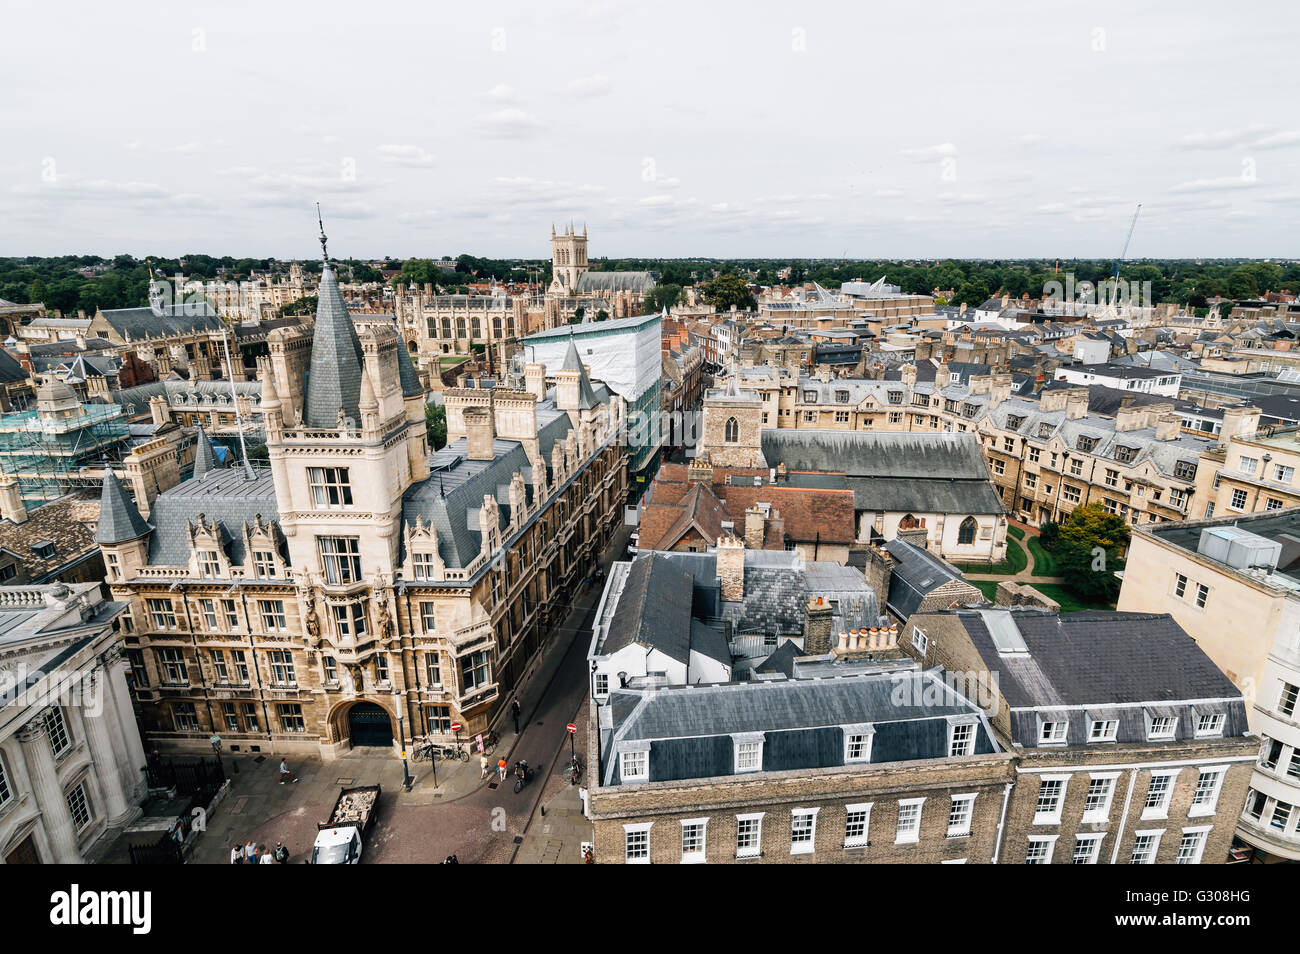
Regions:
[[347, 702, 393, 748]]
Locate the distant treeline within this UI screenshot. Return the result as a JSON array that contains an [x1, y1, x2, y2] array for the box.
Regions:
[[4, 253, 1295, 315]]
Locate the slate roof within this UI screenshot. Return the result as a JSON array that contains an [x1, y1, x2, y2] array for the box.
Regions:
[[600, 553, 695, 664], [302, 262, 365, 428], [192, 427, 221, 478], [0, 348, 28, 384], [394, 322, 423, 398], [760, 429, 1004, 515], [603, 669, 997, 785], [93, 470, 151, 544], [97, 303, 224, 339], [884, 538, 972, 619], [952, 608, 1250, 747], [399, 401, 586, 568], [145, 467, 277, 566], [752, 638, 804, 677]]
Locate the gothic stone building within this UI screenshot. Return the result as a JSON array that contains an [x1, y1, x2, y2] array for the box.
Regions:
[[97, 240, 627, 758]]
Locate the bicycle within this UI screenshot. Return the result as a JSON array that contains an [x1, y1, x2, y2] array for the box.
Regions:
[[567, 754, 583, 785]]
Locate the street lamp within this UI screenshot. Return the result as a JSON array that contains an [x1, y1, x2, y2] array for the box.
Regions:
[[392, 691, 412, 792], [208, 734, 224, 779]]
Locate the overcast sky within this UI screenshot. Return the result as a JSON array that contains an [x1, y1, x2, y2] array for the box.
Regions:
[[3, 0, 1298, 260]]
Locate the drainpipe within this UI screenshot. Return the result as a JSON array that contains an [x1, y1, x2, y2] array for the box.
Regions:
[[1108, 767, 1139, 864], [991, 779, 1015, 864]]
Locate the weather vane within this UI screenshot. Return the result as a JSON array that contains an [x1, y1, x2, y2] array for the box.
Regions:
[[317, 202, 328, 262]]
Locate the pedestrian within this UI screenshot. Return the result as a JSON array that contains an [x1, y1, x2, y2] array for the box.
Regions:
[[230, 843, 243, 865], [244, 840, 257, 864], [279, 758, 298, 784], [258, 844, 274, 864], [480, 754, 489, 779], [274, 841, 289, 864], [497, 757, 507, 781], [511, 698, 521, 734]]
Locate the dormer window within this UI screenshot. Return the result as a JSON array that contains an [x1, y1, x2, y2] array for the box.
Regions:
[[412, 552, 436, 581], [253, 550, 277, 579], [835, 390, 850, 403], [803, 390, 818, 403], [948, 719, 978, 757], [198, 550, 222, 577], [843, 724, 875, 764], [31, 541, 56, 561], [620, 749, 649, 782], [733, 733, 764, 774]]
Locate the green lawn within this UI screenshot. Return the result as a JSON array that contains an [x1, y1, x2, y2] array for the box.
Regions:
[[966, 579, 1115, 613], [956, 537, 1027, 576], [1025, 583, 1116, 613], [1007, 525, 1025, 541], [1028, 537, 1059, 577]]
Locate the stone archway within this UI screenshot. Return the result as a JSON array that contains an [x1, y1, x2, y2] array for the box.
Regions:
[[331, 699, 395, 749]]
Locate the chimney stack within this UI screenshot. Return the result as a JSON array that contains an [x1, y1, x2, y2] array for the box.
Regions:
[[716, 534, 745, 602], [0, 474, 27, 524], [464, 406, 495, 460]]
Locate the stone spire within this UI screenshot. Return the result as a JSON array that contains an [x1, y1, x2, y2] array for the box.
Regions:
[[93, 468, 151, 544], [302, 214, 365, 429], [192, 426, 220, 478]]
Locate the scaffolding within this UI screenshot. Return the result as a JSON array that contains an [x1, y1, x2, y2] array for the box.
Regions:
[[0, 403, 131, 507]]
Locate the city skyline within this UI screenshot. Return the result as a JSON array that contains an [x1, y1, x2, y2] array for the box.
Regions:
[[3, 0, 1298, 259]]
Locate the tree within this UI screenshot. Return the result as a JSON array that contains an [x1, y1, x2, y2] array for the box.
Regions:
[[595, 309, 609, 321], [425, 403, 447, 451], [280, 295, 317, 317], [1047, 503, 1130, 603], [645, 283, 683, 314], [701, 273, 755, 312]]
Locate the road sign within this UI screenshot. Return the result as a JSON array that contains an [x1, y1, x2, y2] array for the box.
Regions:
[[450, 721, 462, 732], [566, 723, 577, 733]]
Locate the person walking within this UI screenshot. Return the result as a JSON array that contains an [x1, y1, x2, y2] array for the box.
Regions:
[[244, 840, 258, 864], [480, 754, 489, 779], [279, 758, 298, 784], [274, 841, 289, 864], [258, 844, 275, 864], [497, 757, 507, 781], [511, 698, 521, 734], [230, 843, 243, 865]]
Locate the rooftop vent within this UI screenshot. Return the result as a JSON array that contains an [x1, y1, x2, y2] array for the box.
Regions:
[[1197, 526, 1281, 573]]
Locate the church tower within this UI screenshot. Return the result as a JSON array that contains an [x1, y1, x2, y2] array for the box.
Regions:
[[550, 222, 589, 295]]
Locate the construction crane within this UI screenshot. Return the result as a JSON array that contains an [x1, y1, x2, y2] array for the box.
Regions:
[[1113, 203, 1142, 280]]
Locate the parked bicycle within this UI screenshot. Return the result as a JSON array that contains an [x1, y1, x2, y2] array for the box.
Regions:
[[481, 730, 500, 756], [411, 739, 470, 763]]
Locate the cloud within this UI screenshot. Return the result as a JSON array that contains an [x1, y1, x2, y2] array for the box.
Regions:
[[567, 74, 612, 98], [899, 142, 957, 161], [873, 188, 903, 198], [1173, 125, 1300, 151], [485, 83, 517, 101], [1169, 176, 1259, 193], [478, 107, 543, 139], [377, 144, 436, 167], [1252, 130, 1300, 150]]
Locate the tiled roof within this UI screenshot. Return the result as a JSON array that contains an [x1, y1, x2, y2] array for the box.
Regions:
[[302, 262, 365, 428], [93, 470, 151, 544], [0, 495, 100, 580], [145, 467, 277, 566]]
